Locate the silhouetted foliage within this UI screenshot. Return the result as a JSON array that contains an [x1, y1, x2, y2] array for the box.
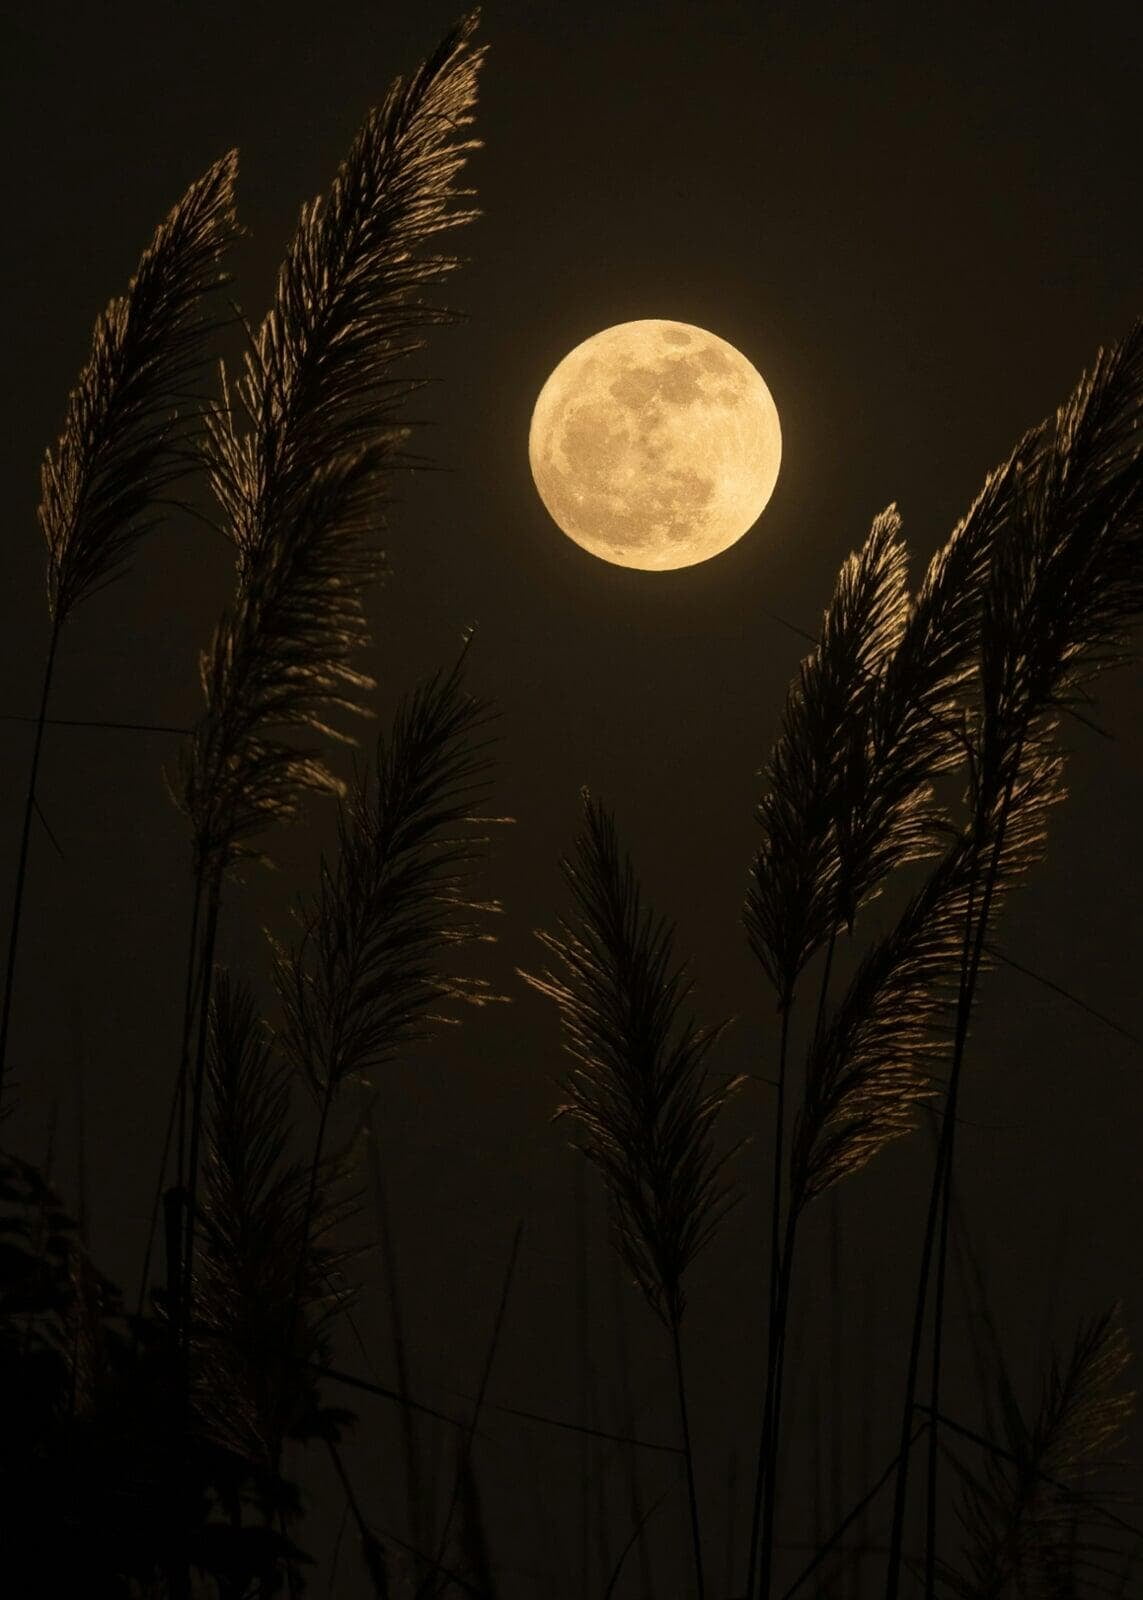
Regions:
[[3, 8, 1142, 1597]]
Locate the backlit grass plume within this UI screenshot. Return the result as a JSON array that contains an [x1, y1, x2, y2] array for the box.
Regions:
[[523, 792, 744, 1599], [977, 318, 1143, 788], [941, 1304, 1135, 1599], [1, 149, 239, 1111], [746, 506, 944, 1600], [266, 644, 505, 1508], [745, 506, 912, 1009], [40, 149, 239, 629], [268, 643, 505, 1110], [177, 11, 486, 881], [791, 739, 1062, 1214], [886, 319, 1143, 1600], [526, 794, 742, 1330]]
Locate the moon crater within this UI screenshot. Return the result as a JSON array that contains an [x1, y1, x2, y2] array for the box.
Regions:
[[529, 319, 781, 570]]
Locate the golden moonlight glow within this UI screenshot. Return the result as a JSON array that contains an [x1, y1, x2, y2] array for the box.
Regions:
[[528, 319, 781, 570]]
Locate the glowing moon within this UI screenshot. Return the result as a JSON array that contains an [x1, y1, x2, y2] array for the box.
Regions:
[[528, 319, 781, 570]]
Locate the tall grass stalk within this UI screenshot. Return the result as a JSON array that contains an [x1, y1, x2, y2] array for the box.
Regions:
[[265, 646, 503, 1590], [167, 10, 487, 1378], [745, 508, 926, 1600], [270, 647, 503, 1355], [884, 316, 1143, 1600], [523, 793, 745, 1600], [0, 150, 238, 1113]]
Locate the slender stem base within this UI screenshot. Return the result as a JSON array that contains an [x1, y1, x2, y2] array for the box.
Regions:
[[671, 1316, 705, 1600]]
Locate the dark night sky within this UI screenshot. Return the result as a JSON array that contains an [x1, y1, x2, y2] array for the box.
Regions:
[[2, 3, 1141, 1594]]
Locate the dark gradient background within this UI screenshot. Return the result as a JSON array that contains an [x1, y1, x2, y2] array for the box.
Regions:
[[2, 3, 1141, 1594]]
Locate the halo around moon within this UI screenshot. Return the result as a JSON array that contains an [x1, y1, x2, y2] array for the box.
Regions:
[[528, 319, 781, 571]]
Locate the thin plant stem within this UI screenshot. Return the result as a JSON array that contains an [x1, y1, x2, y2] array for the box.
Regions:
[[779, 1424, 929, 1600], [882, 1120, 945, 1600], [747, 1000, 792, 1600], [812, 930, 839, 1052], [133, 877, 202, 1341], [749, 927, 837, 1600], [575, 1155, 590, 1598], [417, 1221, 523, 1600], [266, 1071, 337, 1598], [285, 1084, 335, 1373], [924, 1101, 957, 1600], [604, 1490, 670, 1600], [758, 1204, 799, 1600], [166, 866, 223, 1600], [828, 1184, 843, 1600], [885, 764, 1021, 1600], [0, 615, 62, 1112], [366, 1098, 428, 1578], [671, 1315, 706, 1600], [922, 764, 1022, 1598], [613, 1246, 655, 1597], [179, 866, 224, 1358]]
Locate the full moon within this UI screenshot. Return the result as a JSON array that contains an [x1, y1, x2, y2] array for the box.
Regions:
[[528, 319, 781, 570]]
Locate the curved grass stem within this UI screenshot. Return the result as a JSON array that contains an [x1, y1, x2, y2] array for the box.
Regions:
[[747, 1000, 792, 1600], [757, 1206, 799, 1600], [0, 616, 62, 1114], [885, 767, 1021, 1600]]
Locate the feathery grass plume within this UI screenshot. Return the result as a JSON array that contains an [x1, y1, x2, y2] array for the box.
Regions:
[[195, 970, 358, 1467], [205, 10, 485, 567], [268, 643, 506, 1105], [745, 507, 921, 1600], [790, 737, 1062, 1213], [265, 643, 505, 1548], [884, 319, 1143, 1600], [39, 149, 240, 627], [0, 150, 240, 1114], [978, 318, 1143, 791], [939, 1305, 1135, 1599], [829, 446, 1045, 933], [526, 794, 743, 1330], [176, 448, 387, 880], [745, 506, 912, 1005], [875, 415, 1048, 762], [523, 792, 744, 1599], [175, 12, 485, 882]]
